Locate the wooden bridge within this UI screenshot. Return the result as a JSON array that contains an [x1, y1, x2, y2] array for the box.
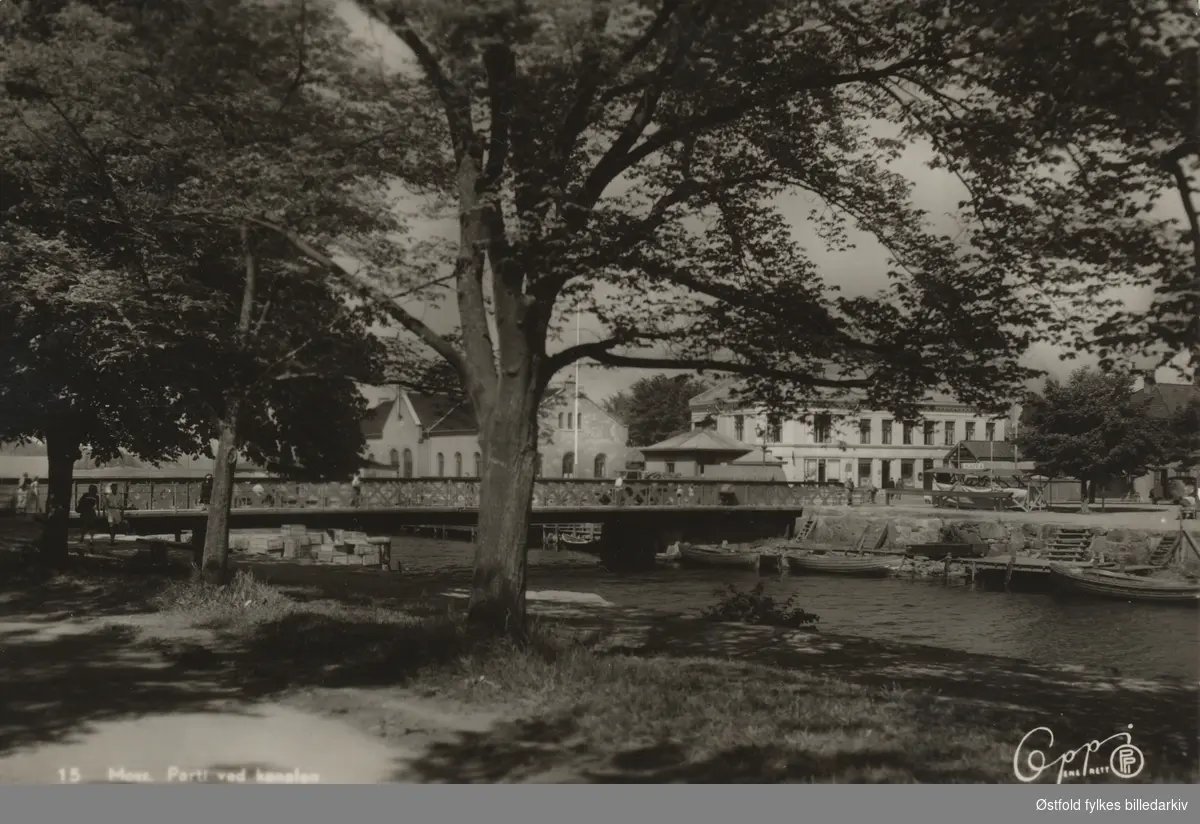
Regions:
[[67, 476, 847, 567]]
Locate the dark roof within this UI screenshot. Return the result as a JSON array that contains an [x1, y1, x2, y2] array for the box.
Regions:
[[406, 393, 478, 434], [946, 440, 1019, 462], [641, 429, 755, 456], [1130, 381, 1200, 419], [360, 400, 394, 440]]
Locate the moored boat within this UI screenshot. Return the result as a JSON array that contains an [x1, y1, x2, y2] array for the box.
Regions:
[[1047, 563, 1200, 605], [786, 552, 897, 577], [678, 543, 760, 569], [560, 533, 601, 549]]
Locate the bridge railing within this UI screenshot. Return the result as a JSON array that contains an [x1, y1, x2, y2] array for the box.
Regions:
[[66, 476, 849, 511]]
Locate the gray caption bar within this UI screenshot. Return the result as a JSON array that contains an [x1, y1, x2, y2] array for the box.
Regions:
[[4, 784, 1198, 824]]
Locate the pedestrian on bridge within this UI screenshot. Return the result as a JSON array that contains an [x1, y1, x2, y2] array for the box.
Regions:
[[199, 474, 214, 509], [102, 483, 125, 545]]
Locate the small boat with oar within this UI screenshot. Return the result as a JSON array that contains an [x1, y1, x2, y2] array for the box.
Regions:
[[1047, 563, 1200, 605], [786, 550, 897, 578], [678, 543, 760, 569], [559, 533, 601, 551]]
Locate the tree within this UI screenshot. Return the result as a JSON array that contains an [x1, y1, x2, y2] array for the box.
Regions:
[[266, 0, 1183, 634], [0, 0, 395, 569], [603, 374, 709, 446], [1018, 368, 1181, 511]]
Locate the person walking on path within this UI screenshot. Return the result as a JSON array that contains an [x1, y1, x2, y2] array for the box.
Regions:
[[24, 476, 41, 515], [844, 476, 856, 507], [14, 474, 29, 515], [102, 483, 125, 545], [76, 485, 101, 551]]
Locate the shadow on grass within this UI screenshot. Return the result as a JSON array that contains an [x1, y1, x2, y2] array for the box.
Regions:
[[0, 623, 239, 758]]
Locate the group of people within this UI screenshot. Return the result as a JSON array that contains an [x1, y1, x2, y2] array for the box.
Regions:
[[12, 474, 42, 515], [74, 483, 127, 548]]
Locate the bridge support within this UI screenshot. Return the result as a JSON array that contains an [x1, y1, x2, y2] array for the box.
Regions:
[[597, 521, 659, 572]]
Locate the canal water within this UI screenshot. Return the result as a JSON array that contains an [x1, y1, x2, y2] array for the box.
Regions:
[[395, 538, 1200, 682]]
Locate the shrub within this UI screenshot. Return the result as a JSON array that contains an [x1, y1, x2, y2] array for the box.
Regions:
[[702, 583, 820, 629], [151, 569, 295, 628]]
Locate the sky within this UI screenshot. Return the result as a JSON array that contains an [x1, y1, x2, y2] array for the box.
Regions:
[[337, 2, 1193, 406]]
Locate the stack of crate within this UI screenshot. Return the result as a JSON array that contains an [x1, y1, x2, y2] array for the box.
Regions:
[[280, 524, 322, 560]]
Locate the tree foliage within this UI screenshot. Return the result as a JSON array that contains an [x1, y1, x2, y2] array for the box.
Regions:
[[602, 374, 709, 446], [0, 0, 401, 562], [1017, 368, 1192, 487]]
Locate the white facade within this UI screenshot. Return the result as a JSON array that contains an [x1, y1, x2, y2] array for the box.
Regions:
[[690, 384, 1012, 488]]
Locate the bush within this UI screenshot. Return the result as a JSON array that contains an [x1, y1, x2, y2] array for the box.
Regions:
[[701, 583, 820, 629], [151, 569, 295, 628]]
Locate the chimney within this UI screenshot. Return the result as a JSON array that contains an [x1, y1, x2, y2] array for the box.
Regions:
[[1143, 369, 1156, 388]]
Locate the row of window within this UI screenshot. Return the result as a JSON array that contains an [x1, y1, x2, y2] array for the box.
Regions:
[[556, 412, 582, 430], [802, 457, 935, 484], [385, 448, 608, 478], [731, 414, 997, 446]]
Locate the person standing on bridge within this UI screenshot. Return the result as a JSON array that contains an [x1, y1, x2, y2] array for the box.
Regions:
[[844, 476, 856, 507], [199, 474, 214, 509], [351, 470, 363, 507]]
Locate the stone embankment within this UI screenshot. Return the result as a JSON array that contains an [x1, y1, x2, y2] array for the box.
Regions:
[[802, 506, 1200, 573]]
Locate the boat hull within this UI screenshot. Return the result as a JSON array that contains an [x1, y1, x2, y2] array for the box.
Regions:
[[786, 553, 896, 577], [1048, 563, 1200, 605], [678, 545, 760, 569]]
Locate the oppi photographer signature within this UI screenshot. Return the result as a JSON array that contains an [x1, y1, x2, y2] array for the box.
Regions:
[[1013, 724, 1145, 784]]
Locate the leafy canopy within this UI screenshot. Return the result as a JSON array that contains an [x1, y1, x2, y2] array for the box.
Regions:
[[0, 0, 403, 474], [603, 374, 710, 447], [1017, 368, 1191, 482], [339, 0, 1194, 428]]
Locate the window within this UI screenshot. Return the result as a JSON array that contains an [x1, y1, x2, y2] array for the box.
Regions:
[[557, 412, 564, 428], [402, 448, 413, 478], [562, 451, 575, 477], [857, 459, 872, 483], [534, 453, 543, 477], [903, 422, 914, 445], [594, 454, 607, 478], [389, 448, 400, 467], [576, 411, 583, 429], [944, 421, 956, 446], [473, 452, 481, 476], [985, 422, 996, 441], [900, 459, 915, 483], [804, 459, 819, 481], [965, 421, 976, 441], [567, 413, 574, 430], [436, 453, 445, 477], [734, 415, 745, 441], [813, 413, 832, 444], [665, 461, 676, 475], [454, 452, 463, 477], [923, 421, 936, 446], [881, 419, 893, 445], [767, 415, 782, 443], [859, 419, 871, 445]]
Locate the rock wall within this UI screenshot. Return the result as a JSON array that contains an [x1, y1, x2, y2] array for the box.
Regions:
[[800, 508, 1200, 570]]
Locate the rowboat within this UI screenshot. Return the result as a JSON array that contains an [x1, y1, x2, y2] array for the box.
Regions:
[[559, 534, 601, 549], [1047, 563, 1200, 605], [786, 552, 897, 577], [678, 543, 760, 569]]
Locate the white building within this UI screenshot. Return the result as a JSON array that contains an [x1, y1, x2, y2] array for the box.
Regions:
[[689, 381, 1015, 489]]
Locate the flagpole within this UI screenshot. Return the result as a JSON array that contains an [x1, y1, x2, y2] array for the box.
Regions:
[[573, 310, 580, 477]]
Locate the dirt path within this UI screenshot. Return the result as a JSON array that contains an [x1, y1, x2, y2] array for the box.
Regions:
[[0, 608, 507, 784]]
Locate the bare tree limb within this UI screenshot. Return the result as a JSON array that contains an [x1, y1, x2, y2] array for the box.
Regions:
[[239, 215, 468, 376]]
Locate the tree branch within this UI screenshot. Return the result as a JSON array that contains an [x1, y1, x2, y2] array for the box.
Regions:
[[373, 6, 477, 161], [576, 50, 956, 208], [239, 215, 467, 376], [588, 351, 872, 388], [481, 38, 516, 191]]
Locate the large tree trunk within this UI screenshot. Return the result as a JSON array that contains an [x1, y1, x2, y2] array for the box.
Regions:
[[468, 381, 540, 636], [200, 406, 240, 584], [198, 224, 257, 585], [40, 425, 80, 568]]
